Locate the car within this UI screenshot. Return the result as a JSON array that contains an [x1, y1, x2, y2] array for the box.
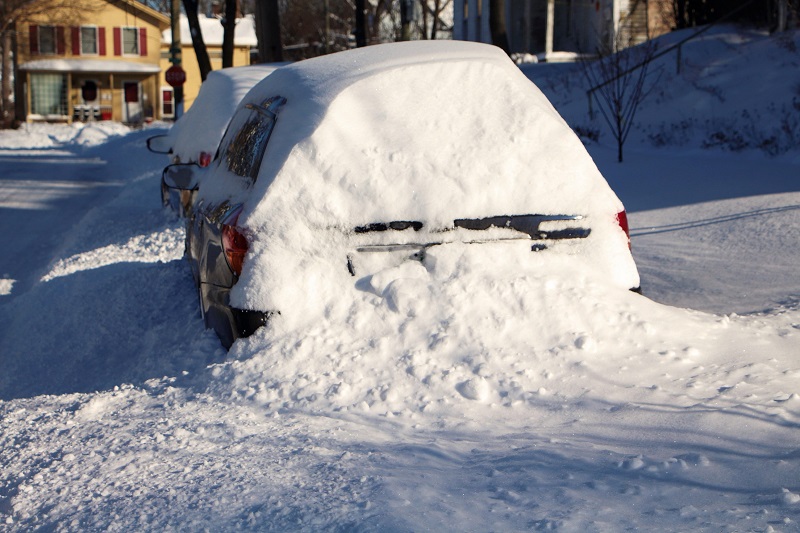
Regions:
[[162, 41, 640, 348], [148, 65, 284, 164]]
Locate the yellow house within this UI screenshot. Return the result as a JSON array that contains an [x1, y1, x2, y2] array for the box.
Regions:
[[16, 0, 169, 123], [159, 14, 257, 116]]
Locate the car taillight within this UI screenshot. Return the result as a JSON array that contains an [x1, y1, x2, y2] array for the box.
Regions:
[[616, 210, 631, 248], [222, 207, 248, 276], [198, 151, 212, 167]]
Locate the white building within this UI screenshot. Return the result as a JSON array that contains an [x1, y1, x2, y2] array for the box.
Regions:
[[453, 0, 658, 59]]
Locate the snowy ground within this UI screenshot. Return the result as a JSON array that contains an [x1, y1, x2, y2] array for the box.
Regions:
[[1, 27, 799, 532]]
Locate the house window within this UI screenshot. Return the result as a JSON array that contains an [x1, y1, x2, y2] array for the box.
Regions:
[[122, 27, 138, 55], [162, 88, 174, 118], [31, 73, 67, 117], [81, 26, 98, 55], [39, 26, 56, 54]]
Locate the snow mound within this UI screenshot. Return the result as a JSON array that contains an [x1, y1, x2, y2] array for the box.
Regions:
[[71, 121, 131, 147], [209, 240, 799, 431], [41, 228, 184, 282], [0, 122, 130, 150]]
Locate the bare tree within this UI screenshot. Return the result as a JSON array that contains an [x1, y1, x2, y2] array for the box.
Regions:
[[138, 0, 170, 12], [669, 0, 798, 30], [370, 0, 396, 43], [255, 0, 450, 60], [583, 38, 660, 162], [183, 0, 213, 80], [418, 0, 452, 39]]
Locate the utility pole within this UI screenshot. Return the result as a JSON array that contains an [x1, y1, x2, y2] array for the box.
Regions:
[[170, 0, 183, 118], [545, 0, 554, 57]]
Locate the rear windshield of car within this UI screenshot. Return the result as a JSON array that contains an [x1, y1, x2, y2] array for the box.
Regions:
[[219, 96, 286, 183]]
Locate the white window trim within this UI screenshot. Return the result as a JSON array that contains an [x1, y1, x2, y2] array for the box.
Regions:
[[121, 26, 139, 57], [80, 25, 99, 56], [160, 86, 175, 118]]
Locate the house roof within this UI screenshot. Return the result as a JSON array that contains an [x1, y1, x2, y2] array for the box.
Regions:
[[161, 14, 258, 47], [20, 59, 161, 73]]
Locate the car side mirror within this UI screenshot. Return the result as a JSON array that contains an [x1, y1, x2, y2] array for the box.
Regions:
[[147, 134, 173, 154], [162, 163, 200, 190]]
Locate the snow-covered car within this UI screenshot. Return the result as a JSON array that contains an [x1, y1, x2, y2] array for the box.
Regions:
[[168, 65, 284, 164], [162, 41, 640, 348]]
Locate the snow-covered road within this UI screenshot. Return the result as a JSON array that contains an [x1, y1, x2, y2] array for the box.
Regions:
[[0, 121, 796, 532]]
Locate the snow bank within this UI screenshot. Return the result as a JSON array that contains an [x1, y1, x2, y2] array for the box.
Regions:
[[0, 121, 130, 150], [212, 244, 800, 426], [527, 25, 800, 155]]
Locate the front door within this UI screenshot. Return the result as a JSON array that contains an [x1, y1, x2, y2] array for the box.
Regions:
[[123, 81, 142, 123]]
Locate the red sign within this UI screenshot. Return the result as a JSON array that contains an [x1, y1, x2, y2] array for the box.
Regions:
[[165, 65, 186, 87]]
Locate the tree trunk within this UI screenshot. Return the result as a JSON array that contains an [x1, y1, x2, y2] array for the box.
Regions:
[[221, 0, 236, 68], [255, 0, 283, 62], [430, 0, 442, 40], [489, 0, 510, 54], [183, 0, 213, 80], [777, 0, 788, 32], [1, 30, 12, 128], [400, 0, 412, 41], [675, 0, 686, 28], [419, 0, 430, 39], [355, 0, 367, 47]]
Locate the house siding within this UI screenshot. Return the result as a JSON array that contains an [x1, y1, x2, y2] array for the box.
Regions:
[[17, 0, 169, 123]]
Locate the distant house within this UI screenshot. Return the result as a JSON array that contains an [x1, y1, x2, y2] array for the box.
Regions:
[[454, 0, 672, 59], [159, 14, 257, 117], [16, 0, 169, 123]]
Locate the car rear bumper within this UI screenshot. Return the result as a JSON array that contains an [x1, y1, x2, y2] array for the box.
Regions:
[[200, 282, 269, 348]]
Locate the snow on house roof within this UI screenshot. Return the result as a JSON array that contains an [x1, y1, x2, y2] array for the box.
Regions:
[[20, 59, 161, 73], [162, 14, 258, 47]]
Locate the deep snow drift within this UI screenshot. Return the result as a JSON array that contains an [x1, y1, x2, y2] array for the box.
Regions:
[[1, 27, 799, 532]]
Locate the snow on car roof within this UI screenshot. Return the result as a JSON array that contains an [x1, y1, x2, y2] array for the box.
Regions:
[[238, 40, 621, 231], [169, 65, 281, 162]]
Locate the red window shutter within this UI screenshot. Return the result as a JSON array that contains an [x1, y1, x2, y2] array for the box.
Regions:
[[56, 26, 66, 55], [29, 25, 39, 54], [71, 27, 80, 55], [98, 27, 106, 55], [113, 27, 121, 56], [139, 27, 147, 56]]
